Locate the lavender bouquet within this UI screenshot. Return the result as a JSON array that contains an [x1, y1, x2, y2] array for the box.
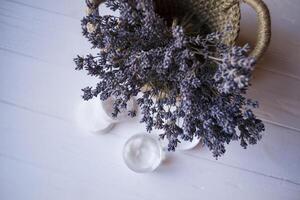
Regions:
[[74, 0, 265, 158]]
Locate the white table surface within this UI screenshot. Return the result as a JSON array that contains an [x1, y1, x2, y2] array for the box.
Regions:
[[0, 0, 300, 199]]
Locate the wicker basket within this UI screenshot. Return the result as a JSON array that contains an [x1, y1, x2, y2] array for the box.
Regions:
[[86, 0, 271, 61]]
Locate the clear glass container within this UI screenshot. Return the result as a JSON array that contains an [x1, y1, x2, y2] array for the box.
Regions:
[[101, 96, 137, 123], [75, 96, 137, 133], [123, 134, 164, 173], [153, 116, 202, 151]]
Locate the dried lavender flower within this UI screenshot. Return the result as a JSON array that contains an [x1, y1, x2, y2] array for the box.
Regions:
[[75, 0, 265, 158]]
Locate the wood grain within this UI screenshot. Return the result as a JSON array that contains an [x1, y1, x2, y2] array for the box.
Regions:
[[1, 103, 300, 199], [1, 0, 300, 199]]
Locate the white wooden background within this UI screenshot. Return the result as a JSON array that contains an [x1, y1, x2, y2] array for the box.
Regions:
[[0, 0, 300, 199]]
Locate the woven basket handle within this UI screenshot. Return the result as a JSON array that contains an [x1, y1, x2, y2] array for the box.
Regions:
[[85, 0, 105, 15], [242, 0, 271, 60]]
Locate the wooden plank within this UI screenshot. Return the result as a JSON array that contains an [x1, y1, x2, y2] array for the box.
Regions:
[[0, 48, 93, 122], [1, 104, 300, 200], [184, 122, 300, 185], [0, 7, 87, 68], [247, 68, 300, 131], [1, 0, 83, 20]]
